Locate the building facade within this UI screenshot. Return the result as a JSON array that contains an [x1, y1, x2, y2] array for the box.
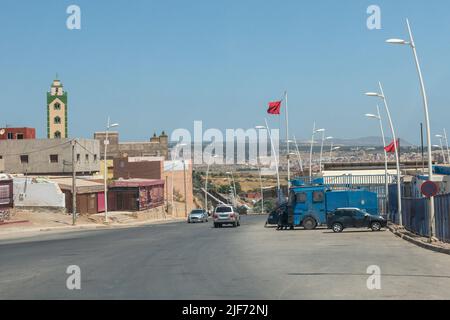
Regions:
[[47, 78, 68, 139], [0, 139, 100, 175], [0, 127, 36, 140], [94, 131, 169, 160]]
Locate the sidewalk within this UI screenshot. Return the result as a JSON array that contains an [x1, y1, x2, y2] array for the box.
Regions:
[[388, 223, 450, 255], [0, 209, 185, 241]]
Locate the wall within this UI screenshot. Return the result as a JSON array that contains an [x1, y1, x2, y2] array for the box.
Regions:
[[163, 160, 194, 214], [13, 177, 65, 208], [113, 158, 163, 180], [94, 132, 168, 160], [0, 139, 100, 174]]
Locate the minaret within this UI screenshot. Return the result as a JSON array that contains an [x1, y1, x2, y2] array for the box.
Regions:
[[47, 75, 68, 139]]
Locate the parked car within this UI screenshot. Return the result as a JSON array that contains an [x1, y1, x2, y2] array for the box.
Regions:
[[327, 208, 387, 233], [187, 209, 208, 223], [213, 205, 240, 228]]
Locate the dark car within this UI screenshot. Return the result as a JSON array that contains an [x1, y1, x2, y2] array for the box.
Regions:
[[327, 208, 387, 233]]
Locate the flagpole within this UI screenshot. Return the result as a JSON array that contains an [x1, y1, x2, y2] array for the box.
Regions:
[[309, 122, 316, 182], [285, 91, 290, 190]]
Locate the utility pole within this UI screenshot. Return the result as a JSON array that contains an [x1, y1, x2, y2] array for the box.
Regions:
[[71, 139, 77, 226], [183, 159, 188, 217]]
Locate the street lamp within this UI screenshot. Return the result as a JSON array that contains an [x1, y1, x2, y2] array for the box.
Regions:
[[386, 18, 434, 238], [435, 135, 446, 164], [104, 117, 119, 223], [256, 121, 281, 202], [204, 153, 218, 213], [365, 82, 402, 226], [330, 146, 340, 160], [444, 129, 450, 165], [365, 105, 389, 216], [292, 135, 304, 173], [320, 136, 333, 173], [309, 124, 325, 181]]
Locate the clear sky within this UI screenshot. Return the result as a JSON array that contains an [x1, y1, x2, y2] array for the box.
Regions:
[[1, 0, 450, 144]]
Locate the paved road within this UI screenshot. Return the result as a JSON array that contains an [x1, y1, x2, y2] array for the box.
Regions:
[[1, 215, 450, 299]]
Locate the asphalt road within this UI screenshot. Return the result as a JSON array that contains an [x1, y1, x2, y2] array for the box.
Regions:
[[1, 215, 450, 300]]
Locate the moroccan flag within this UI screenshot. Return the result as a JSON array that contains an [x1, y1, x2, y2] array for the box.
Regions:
[[267, 101, 282, 115], [385, 139, 400, 153]]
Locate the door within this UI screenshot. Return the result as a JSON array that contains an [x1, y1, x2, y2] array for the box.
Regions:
[[98, 192, 105, 213], [353, 210, 368, 228]]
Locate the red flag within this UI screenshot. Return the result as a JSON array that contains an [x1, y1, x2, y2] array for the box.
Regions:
[[385, 139, 399, 153], [267, 101, 282, 115]]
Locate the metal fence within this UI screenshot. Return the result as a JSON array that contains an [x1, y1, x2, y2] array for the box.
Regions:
[[390, 191, 450, 243]]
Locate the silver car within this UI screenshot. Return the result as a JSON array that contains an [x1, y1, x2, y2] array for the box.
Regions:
[[213, 205, 240, 228], [187, 209, 208, 223]]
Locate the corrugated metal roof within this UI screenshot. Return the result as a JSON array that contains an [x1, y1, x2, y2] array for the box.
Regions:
[[110, 179, 164, 188]]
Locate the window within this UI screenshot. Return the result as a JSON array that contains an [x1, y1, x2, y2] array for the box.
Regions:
[[85, 154, 89, 162], [94, 154, 98, 162], [7, 132, 13, 139], [296, 192, 307, 203], [54, 131, 61, 139], [50, 154, 59, 163], [0, 185, 10, 205], [20, 155, 28, 164], [76, 154, 80, 162], [17, 133, 24, 140], [54, 103, 61, 110], [54, 116, 61, 124], [313, 191, 324, 203]]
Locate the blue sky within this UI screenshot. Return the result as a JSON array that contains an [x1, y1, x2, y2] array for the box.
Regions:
[[1, 0, 450, 144]]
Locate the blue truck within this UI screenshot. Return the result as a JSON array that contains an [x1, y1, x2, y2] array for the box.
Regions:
[[275, 178, 379, 230]]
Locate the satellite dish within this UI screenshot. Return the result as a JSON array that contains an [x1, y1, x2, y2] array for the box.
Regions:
[[0, 129, 5, 135]]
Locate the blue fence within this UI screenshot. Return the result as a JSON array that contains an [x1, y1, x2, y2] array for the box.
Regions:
[[389, 185, 450, 243]]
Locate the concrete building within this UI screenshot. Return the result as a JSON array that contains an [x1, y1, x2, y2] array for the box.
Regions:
[[47, 78, 68, 139], [112, 156, 194, 215], [0, 127, 36, 140], [0, 139, 100, 175], [94, 131, 169, 160], [108, 179, 165, 211], [13, 177, 65, 210], [51, 177, 105, 214]]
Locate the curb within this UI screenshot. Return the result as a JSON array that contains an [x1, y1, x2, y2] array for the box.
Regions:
[[388, 224, 450, 255], [0, 218, 186, 240]]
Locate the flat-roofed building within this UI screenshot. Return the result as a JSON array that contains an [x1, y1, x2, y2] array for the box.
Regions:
[[0, 139, 100, 175]]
